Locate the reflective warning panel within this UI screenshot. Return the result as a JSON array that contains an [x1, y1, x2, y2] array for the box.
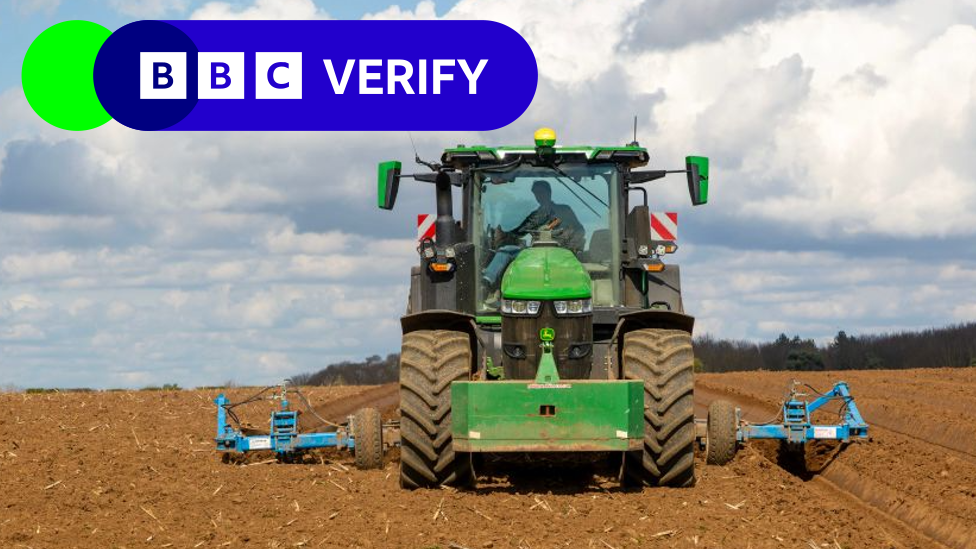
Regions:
[[651, 212, 677, 241]]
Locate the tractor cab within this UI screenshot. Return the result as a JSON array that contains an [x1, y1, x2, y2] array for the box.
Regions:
[[379, 128, 708, 379]]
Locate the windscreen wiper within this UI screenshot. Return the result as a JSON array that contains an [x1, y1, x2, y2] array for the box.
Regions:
[[544, 162, 609, 213]]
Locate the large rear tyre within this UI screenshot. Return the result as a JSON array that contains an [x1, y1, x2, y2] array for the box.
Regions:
[[706, 400, 738, 466], [621, 328, 696, 487], [352, 407, 384, 470], [399, 330, 475, 489]]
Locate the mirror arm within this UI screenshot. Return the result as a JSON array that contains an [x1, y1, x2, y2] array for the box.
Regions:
[[630, 169, 689, 185], [405, 172, 462, 186]]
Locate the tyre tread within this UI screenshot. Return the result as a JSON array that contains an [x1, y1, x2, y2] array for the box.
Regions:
[[622, 328, 697, 488], [399, 330, 474, 489]]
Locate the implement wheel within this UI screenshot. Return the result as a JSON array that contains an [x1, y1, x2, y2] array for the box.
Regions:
[[399, 330, 475, 489], [706, 400, 738, 466], [621, 328, 696, 487], [352, 407, 384, 470]]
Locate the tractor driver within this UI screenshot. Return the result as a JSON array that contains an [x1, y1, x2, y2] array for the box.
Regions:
[[482, 180, 586, 294]]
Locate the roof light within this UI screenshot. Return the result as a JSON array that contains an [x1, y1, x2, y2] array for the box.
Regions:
[[534, 127, 556, 148]]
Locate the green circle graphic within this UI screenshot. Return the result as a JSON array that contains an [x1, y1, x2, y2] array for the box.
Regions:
[[22, 20, 113, 131]]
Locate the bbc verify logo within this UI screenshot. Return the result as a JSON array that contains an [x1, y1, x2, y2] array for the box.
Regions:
[[25, 19, 536, 131], [139, 52, 304, 100], [141, 53, 488, 100]]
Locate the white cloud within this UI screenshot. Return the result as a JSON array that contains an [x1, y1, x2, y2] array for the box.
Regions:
[[1, 251, 76, 280], [0, 324, 45, 341], [67, 297, 93, 316], [257, 352, 294, 377], [106, 300, 135, 321], [160, 290, 189, 310], [953, 302, 976, 320], [207, 261, 248, 281], [7, 294, 50, 312], [262, 224, 349, 255], [11, 0, 59, 16], [190, 0, 329, 20], [364, 0, 438, 19], [227, 286, 305, 328], [108, 0, 187, 17]]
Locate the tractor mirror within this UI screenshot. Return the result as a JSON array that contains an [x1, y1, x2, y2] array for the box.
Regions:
[[377, 160, 402, 210], [685, 156, 709, 206]]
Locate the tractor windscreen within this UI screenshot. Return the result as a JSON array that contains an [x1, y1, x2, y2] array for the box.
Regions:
[[473, 163, 621, 312]]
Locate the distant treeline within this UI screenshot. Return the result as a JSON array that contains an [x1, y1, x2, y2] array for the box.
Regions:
[[290, 323, 976, 384], [289, 354, 399, 386], [695, 322, 976, 373]]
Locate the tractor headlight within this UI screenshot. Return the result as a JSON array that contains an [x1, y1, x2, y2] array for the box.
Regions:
[[553, 299, 592, 315], [501, 299, 541, 315]]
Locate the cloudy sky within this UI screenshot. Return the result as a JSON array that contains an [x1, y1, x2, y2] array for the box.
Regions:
[[1, 0, 975, 388]]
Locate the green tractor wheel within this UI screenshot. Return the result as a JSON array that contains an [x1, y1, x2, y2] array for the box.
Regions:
[[352, 407, 384, 470], [621, 328, 696, 487], [399, 329, 475, 489]]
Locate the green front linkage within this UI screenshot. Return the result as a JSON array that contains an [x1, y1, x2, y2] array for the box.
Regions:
[[452, 328, 644, 452]]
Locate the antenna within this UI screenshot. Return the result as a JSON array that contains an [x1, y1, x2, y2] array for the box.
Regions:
[[406, 131, 440, 172], [629, 115, 639, 147], [407, 131, 421, 164]]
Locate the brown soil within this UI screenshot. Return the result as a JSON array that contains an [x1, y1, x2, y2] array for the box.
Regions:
[[698, 369, 976, 549], [298, 383, 399, 430], [1, 370, 972, 548]]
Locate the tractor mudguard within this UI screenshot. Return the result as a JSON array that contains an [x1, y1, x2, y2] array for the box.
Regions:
[[613, 309, 695, 337], [610, 309, 695, 376], [400, 309, 477, 336], [400, 310, 481, 373]]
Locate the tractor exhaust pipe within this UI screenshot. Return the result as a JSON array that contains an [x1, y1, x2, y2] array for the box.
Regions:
[[435, 172, 456, 246]]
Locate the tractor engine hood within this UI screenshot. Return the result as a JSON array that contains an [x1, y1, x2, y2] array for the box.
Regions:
[[500, 245, 591, 301]]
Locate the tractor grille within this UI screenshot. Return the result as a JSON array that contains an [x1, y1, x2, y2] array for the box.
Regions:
[[501, 302, 592, 380]]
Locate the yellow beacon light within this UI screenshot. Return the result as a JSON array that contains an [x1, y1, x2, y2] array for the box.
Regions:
[[534, 127, 556, 148]]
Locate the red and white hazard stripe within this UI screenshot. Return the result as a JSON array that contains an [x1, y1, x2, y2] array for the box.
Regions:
[[650, 212, 678, 241], [417, 214, 436, 241]]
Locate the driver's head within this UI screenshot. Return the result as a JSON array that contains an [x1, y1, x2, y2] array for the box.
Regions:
[[531, 180, 552, 205]]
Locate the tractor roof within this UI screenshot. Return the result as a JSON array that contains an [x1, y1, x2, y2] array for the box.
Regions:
[[441, 144, 650, 168], [440, 129, 650, 168]]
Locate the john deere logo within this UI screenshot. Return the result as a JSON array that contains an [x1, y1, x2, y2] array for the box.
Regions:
[[539, 328, 555, 341]]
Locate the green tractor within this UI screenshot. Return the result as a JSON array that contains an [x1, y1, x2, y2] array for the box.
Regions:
[[378, 128, 710, 488]]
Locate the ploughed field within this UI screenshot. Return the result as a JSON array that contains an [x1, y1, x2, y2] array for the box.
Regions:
[[2, 369, 975, 548]]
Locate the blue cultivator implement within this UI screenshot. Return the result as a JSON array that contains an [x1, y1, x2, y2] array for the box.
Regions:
[[214, 385, 392, 469], [701, 381, 870, 466], [739, 381, 868, 444]]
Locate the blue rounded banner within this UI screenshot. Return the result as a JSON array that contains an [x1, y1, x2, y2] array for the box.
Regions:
[[90, 19, 537, 131]]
